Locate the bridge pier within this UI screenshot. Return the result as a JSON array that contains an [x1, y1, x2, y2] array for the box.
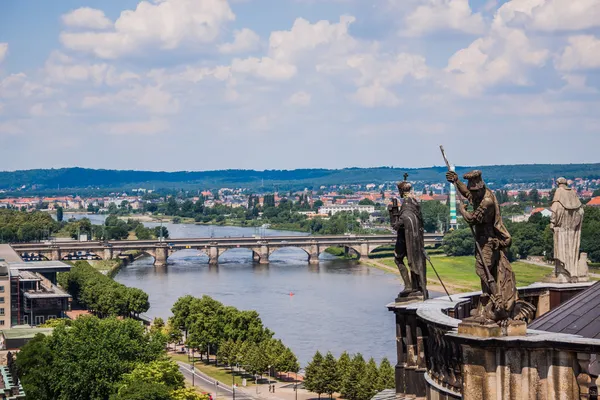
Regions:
[[359, 243, 369, 262], [253, 251, 261, 263], [209, 246, 220, 266], [154, 245, 168, 267], [103, 246, 113, 260], [51, 247, 62, 261], [259, 245, 269, 264], [308, 244, 320, 265]]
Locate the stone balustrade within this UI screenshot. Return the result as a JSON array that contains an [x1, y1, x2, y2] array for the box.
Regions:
[[388, 282, 600, 400]]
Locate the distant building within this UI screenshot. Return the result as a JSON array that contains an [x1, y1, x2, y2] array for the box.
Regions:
[[318, 204, 375, 215], [588, 196, 600, 207], [530, 207, 552, 218]]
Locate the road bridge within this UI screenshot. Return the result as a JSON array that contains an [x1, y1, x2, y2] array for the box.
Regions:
[[11, 234, 444, 267]]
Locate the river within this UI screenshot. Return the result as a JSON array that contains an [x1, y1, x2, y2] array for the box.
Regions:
[[67, 213, 401, 367]]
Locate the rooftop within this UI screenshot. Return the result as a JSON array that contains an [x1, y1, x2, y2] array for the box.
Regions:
[[1, 327, 53, 340], [529, 281, 600, 339]]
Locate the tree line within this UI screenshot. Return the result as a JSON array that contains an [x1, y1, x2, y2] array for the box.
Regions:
[[170, 295, 299, 382], [443, 206, 600, 263], [16, 316, 207, 400], [303, 351, 395, 400], [58, 261, 150, 317]]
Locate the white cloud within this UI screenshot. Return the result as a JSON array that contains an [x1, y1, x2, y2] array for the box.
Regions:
[[60, 0, 235, 59], [556, 35, 600, 71], [346, 53, 428, 87], [269, 16, 357, 63], [288, 91, 311, 106], [0, 43, 8, 64], [44, 52, 140, 86], [495, 0, 600, 31], [106, 118, 170, 135], [402, 0, 486, 37], [352, 84, 401, 107], [445, 6, 549, 97], [62, 7, 112, 30], [219, 29, 261, 54], [82, 85, 179, 115], [230, 57, 297, 81], [0, 120, 24, 135]]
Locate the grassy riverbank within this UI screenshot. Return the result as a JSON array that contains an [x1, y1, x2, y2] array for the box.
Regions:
[[363, 255, 554, 294]]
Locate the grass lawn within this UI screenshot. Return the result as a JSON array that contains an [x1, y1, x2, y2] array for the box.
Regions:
[[380, 255, 552, 293], [170, 354, 256, 387]]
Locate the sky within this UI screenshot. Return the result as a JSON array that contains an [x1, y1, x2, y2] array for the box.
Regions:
[[0, 0, 599, 172]]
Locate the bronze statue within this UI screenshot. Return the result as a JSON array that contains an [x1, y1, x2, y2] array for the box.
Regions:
[[388, 173, 428, 301], [445, 169, 518, 322]]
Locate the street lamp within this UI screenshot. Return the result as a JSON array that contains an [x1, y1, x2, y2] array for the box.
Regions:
[[191, 349, 195, 387], [232, 363, 237, 400]]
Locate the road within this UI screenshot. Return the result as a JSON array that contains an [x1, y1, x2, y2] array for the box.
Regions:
[[177, 362, 256, 400]]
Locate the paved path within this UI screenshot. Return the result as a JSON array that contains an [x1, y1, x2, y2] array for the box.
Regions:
[[176, 361, 319, 400]]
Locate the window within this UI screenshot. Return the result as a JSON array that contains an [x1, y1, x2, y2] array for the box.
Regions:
[[35, 316, 44, 325], [0, 297, 4, 303], [0, 309, 4, 316], [0, 321, 4, 326], [0, 286, 4, 293]]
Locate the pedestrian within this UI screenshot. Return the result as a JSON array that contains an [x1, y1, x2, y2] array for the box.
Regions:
[[273, 385, 275, 393]]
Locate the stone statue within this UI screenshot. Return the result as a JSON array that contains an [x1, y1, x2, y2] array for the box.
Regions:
[[446, 170, 534, 325], [550, 177, 587, 281], [388, 174, 428, 301]]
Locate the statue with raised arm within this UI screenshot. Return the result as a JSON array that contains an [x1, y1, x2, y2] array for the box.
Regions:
[[550, 177, 587, 281], [445, 169, 520, 323], [388, 174, 428, 301]]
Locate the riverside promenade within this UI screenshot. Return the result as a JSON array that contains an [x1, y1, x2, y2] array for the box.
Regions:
[[175, 358, 317, 400]]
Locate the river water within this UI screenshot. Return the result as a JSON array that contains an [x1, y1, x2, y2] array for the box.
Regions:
[[67, 213, 401, 367]]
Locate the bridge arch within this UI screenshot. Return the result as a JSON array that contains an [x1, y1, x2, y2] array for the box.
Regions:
[[19, 252, 49, 262], [269, 246, 311, 260]]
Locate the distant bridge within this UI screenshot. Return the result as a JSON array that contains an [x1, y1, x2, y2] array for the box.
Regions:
[[11, 234, 444, 267]]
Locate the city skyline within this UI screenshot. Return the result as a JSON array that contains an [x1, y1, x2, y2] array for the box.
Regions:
[[1, 0, 600, 171]]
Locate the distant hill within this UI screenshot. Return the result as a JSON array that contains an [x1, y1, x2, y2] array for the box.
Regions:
[[1, 164, 599, 194]]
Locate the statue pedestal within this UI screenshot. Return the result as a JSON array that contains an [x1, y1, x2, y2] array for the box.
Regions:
[[458, 318, 527, 337], [395, 291, 425, 304], [542, 273, 572, 284]]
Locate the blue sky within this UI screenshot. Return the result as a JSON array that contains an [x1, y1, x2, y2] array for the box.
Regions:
[[0, 0, 599, 171]]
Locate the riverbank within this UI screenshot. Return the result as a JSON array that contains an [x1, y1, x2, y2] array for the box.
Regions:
[[360, 255, 557, 295], [88, 250, 144, 277]]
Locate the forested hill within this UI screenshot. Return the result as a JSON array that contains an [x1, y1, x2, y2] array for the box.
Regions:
[[1, 164, 600, 193]]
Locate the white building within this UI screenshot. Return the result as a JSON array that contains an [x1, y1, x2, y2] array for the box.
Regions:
[[318, 204, 376, 215]]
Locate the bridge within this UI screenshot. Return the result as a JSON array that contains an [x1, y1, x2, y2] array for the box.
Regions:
[[10, 234, 444, 267]]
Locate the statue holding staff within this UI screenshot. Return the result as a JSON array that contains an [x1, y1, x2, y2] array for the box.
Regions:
[[440, 147, 534, 326]]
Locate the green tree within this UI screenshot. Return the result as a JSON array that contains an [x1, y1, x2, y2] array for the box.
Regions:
[[337, 351, 351, 390], [17, 317, 165, 400], [56, 206, 64, 222], [358, 198, 375, 206], [376, 358, 395, 391], [115, 382, 172, 400], [304, 351, 325, 399], [342, 353, 366, 400], [443, 228, 474, 256], [420, 201, 449, 233], [360, 358, 379, 399], [321, 352, 339, 398], [119, 360, 184, 392], [171, 388, 210, 400], [14, 334, 56, 400]]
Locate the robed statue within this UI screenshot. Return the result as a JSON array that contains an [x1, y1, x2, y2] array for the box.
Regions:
[[388, 174, 428, 301], [550, 177, 587, 281]]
